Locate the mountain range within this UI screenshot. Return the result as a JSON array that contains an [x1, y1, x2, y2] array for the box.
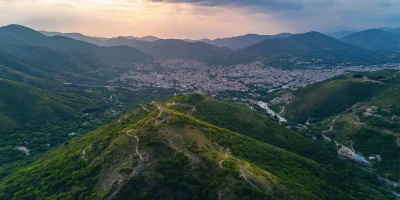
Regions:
[[103, 37, 232, 60], [194, 33, 292, 50], [41, 29, 231, 60], [0, 25, 152, 63], [341, 29, 400, 50], [37, 25, 400, 66], [0, 23, 400, 199], [238, 31, 370, 66], [324, 31, 356, 39]]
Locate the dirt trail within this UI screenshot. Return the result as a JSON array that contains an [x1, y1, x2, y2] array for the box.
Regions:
[[167, 138, 200, 163], [154, 103, 163, 125], [128, 134, 144, 178], [323, 116, 339, 133], [141, 104, 149, 112], [279, 105, 285, 115], [218, 148, 230, 168], [239, 168, 260, 190], [189, 106, 196, 116], [322, 116, 339, 142], [107, 133, 144, 200]]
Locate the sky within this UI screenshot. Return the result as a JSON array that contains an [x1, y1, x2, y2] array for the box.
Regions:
[[0, 0, 400, 39]]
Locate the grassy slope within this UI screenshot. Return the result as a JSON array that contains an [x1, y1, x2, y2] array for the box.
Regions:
[[0, 95, 393, 199], [0, 78, 95, 131], [169, 94, 340, 164], [0, 78, 99, 164], [283, 76, 383, 122], [285, 71, 400, 181]]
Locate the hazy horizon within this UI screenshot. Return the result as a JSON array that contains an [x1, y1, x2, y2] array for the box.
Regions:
[[1, 0, 400, 39]]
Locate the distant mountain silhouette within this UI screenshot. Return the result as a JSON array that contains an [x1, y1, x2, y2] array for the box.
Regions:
[[0, 25, 152, 62], [39, 29, 228, 60], [122, 36, 160, 42], [39, 30, 107, 45], [198, 33, 292, 50], [324, 31, 356, 39], [41, 31, 160, 44], [341, 29, 400, 50], [379, 27, 400, 35], [240, 31, 367, 62], [104, 37, 232, 59], [242, 31, 362, 54]]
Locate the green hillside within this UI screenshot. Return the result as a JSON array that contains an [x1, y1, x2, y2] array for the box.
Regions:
[[0, 25, 153, 63], [240, 31, 368, 63], [204, 33, 292, 50], [341, 29, 400, 50], [0, 94, 394, 199], [283, 71, 400, 182], [0, 78, 99, 164], [0, 76, 177, 178], [168, 94, 338, 164], [0, 32, 178, 181], [0, 51, 103, 85], [283, 76, 384, 122]]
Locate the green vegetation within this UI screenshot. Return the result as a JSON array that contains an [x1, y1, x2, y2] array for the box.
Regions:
[[0, 24, 180, 184], [170, 94, 338, 164], [341, 29, 400, 50], [284, 71, 400, 182], [0, 94, 395, 199], [284, 76, 383, 122], [352, 129, 400, 180]]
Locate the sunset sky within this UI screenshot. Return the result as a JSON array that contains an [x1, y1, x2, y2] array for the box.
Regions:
[[1, 0, 400, 39]]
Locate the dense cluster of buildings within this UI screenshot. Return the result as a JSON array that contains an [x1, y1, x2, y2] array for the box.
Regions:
[[108, 59, 400, 94]]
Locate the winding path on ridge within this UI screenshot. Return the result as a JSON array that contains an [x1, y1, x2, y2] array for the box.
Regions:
[[107, 132, 144, 200], [154, 103, 163, 125], [166, 138, 200, 163], [239, 168, 260, 190], [218, 148, 230, 168], [140, 104, 149, 112], [127, 133, 144, 165]]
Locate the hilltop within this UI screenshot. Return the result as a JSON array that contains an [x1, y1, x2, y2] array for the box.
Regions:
[[104, 38, 232, 60], [241, 31, 364, 56], [0, 24, 153, 62], [341, 29, 400, 50], [200, 33, 292, 50], [236, 31, 371, 68], [0, 94, 395, 199]]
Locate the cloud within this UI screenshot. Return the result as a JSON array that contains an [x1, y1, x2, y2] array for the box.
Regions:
[[149, 0, 308, 12], [146, 0, 400, 31], [1, 0, 400, 38]]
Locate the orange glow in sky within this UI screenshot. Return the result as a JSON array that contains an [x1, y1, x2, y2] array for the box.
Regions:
[[1, 0, 399, 39], [0, 0, 289, 39]]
